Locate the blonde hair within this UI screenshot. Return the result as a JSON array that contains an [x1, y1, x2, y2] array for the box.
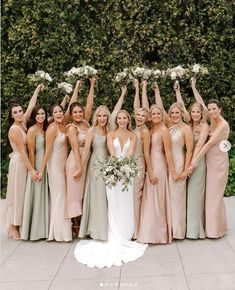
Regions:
[[168, 102, 184, 118], [150, 104, 165, 125], [92, 105, 111, 131], [115, 110, 132, 131], [189, 102, 206, 126], [135, 107, 150, 125]]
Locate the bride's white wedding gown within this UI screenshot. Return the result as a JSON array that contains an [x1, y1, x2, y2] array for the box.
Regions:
[[74, 137, 147, 268]]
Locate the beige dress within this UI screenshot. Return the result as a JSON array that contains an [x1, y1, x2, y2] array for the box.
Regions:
[[205, 125, 230, 238], [66, 125, 88, 218], [137, 132, 172, 244], [133, 127, 145, 239], [47, 129, 72, 241], [168, 124, 186, 239], [5, 125, 28, 228]]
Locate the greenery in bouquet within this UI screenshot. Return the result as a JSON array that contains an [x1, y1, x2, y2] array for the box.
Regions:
[[28, 70, 53, 89], [64, 65, 97, 86], [115, 68, 131, 85], [97, 156, 138, 191], [166, 65, 189, 84], [190, 64, 209, 78]]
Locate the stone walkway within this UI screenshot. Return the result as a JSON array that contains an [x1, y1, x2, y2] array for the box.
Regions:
[[1, 197, 235, 290]]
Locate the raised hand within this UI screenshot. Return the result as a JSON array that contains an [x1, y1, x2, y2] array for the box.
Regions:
[[121, 85, 127, 95], [133, 79, 139, 89], [173, 81, 180, 91], [190, 76, 196, 87], [89, 77, 96, 85]]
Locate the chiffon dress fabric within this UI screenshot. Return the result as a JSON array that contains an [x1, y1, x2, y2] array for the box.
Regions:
[[79, 128, 108, 240], [21, 134, 49, 240], [186, 130, 206, 239], [132, 127, 145, 239], [47, 129, 72, 242], [4, 126, 28, 228], [74, 137, 147, 268], [205, 125, 230, 238], [168, 124, 186, 239], [66, 124, 88, 218], [137, 132, 172, 244]]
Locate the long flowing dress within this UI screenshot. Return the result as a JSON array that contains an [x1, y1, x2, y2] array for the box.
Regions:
[[4, 126, 28, 228], [21, 134, 49, 240], [137, 132, 172, 244], [66, 125, 88, 218], [79, 128, 108, 240], [186, 130, 206, 239], [133, 127, 145, 239], [168, 124, 186, 239], [205, 125, 230, 238], [47, 129, 72, 242], [74, 138, 147, 268]]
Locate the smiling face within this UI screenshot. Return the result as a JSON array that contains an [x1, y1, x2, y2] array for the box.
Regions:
[[35, 108, 46, 124], [136, 109, 148, 126], [116, 112, 129, 129], [71, 105, 83, 123], [170, 106, 183, 124], [97, 109, 108, 127], [191, 104, 202, 123], [208, 103, 221, 120], [52, 106, 64, 123], [11, 106, 24, 123], [151, 107, 163, 124]]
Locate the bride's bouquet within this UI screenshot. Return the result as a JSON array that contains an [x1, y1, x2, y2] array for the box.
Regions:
[[97, 157, 138, 191], [64, 65, 97, 85]]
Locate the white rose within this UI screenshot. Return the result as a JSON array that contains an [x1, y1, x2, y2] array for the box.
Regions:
[[192, 64, 200, 74], [170, 71, 177, 80]]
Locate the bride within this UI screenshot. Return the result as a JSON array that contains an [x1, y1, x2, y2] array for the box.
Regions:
[[74, 110, 147, 268]]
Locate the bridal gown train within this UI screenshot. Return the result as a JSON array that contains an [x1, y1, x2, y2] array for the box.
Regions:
[[74, 137, 147, 268]]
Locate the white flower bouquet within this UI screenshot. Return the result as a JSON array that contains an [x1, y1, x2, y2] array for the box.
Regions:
[[191, 64, 209, 76], [64, 65, 97, 85], [130, 67, 152, 81], [167, 65, 189, 83], [28, 70, 53, 88], [97, 157, 138, 191], [115, 68, 130, 85], [57, 82, 73, 94]]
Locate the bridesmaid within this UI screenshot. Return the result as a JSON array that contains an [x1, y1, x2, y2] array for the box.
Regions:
[[137, 100, 178, 244], [21, 104, 49, 240], [152, 82, 194, 239], [186, 78, 209, 239], [4, 85, 42, 240], [168, 101, 194, 239], [190, 99, 230, 238], [79, 86, 127, 240], [132, 79, 150, 239], [66, 78, 95, 236]]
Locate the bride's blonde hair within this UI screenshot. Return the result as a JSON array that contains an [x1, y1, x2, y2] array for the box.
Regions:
[[92, 105, 111, 131], [115, 110, 132, 131]]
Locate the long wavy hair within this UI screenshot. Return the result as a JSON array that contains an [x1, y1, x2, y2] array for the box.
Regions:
[[69, 101, 84, 115], [27, 104, 48, 131], [115, 110, 132, 131], [168, 102, 184, 120], [150, 104, 165, 126], [7, 101, 21, 129], [92, 105, 111, 132], [49, 104, 64, 124], [135, 107, 150, 125], [188, 102, 206, 127]]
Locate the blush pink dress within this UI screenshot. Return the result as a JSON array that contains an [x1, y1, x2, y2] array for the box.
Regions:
[[205, 124, 230, 238], [47, 128, 72, 242], [66, 124, 88, 218], [137, 132, 172, 244], [5, 125, 28, 228]]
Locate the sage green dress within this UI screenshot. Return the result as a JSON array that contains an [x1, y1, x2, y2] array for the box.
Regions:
[[186, 131, 206, 239], [21, 134, 49, 240], [79, 128, 108, 240]]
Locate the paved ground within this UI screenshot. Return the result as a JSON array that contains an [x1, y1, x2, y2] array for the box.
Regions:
[[1, 197, 235, 290]]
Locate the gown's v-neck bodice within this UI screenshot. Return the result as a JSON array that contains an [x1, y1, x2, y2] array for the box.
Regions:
[[113, 137, 130, 158]]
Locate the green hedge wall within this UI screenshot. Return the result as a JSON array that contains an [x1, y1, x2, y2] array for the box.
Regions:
[[1, 0, 235, 196]]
